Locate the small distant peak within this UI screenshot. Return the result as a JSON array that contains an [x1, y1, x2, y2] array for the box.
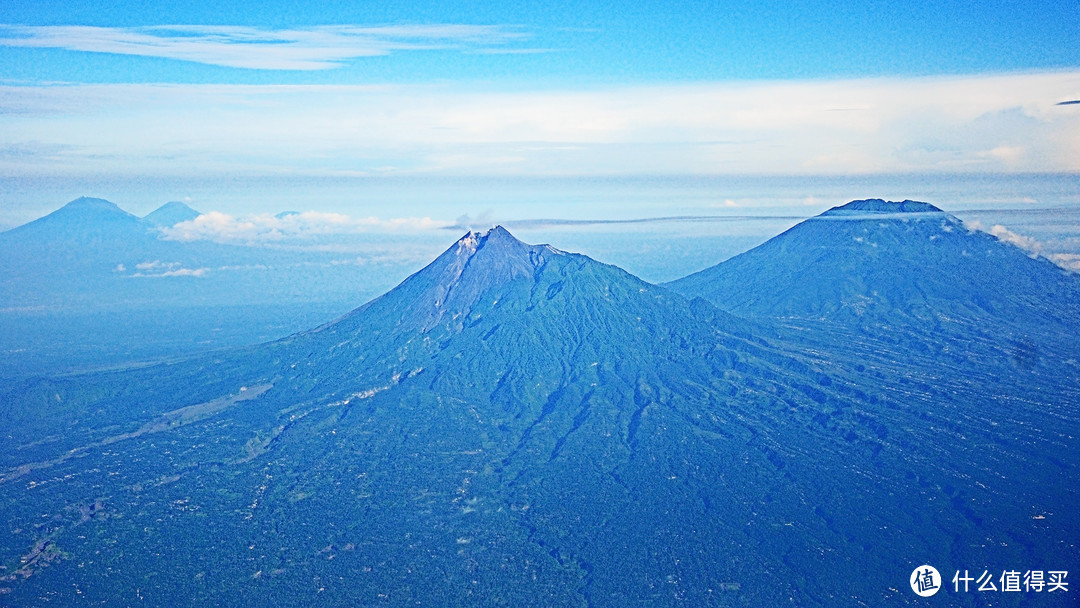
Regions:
[[821, 199, 944, 216], [156, 201, 200, 214], [144, 201, 202, 227]]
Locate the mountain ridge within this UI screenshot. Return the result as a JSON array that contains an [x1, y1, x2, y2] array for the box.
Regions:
[[820, 198, 944, 215]]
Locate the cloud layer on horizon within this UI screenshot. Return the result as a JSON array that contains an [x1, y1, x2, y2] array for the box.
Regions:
[[1, 71, 1078, 178]]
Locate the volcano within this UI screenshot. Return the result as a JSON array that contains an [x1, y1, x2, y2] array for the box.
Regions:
[[666, 199, 1080, 336]]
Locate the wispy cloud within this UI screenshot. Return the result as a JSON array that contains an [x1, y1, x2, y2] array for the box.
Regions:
[[161, 210, 447, 243], [0, 24, 529, 70], [987, 224, 1042, 252], [1047, 253, 1080, 271]]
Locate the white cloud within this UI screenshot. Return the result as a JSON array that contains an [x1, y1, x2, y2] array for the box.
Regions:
[[135, 260, 170, 271], [0, 24, 528, 70], [128, 260, 209, 277], [1048, 253, 1080, 272], [988, 224, 1042, 253], [967, 222, 1080, 273], [1, 71, 1078, 176], [161, 210, 447, 243], [156, 267, 208, 277]]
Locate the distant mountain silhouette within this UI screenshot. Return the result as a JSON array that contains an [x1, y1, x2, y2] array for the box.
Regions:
[[1, 224, 1076, 607], [144, 201, 202, 227], [0, 197, 443, 378], [2, 196, 148, 242], [0, 197, 379, 311], [0, 196, 171, 292], [0, 197, 218, 311]]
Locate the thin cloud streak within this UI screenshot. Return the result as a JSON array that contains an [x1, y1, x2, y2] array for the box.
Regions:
[[446, 214, 809, 231], [0, 24, 529, 70], [127, 260, 209, 277]]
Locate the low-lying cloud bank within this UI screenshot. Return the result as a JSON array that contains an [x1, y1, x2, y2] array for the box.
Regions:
[[967, 220, 1080, 272], [160, 211, 446, 244]]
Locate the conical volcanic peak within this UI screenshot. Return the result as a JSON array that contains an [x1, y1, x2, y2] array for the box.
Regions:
[[456, 225, 564, 278], [431, 225, 564, 295], [332, 226, 570, 333], [819, 198, 945, 217]]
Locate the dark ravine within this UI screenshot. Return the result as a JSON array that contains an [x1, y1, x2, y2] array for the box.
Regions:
[[0, 212, 1077, 607]]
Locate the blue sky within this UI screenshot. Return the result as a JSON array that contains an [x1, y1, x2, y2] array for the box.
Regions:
[[3, 1, 1080, 83], [0, 1, 1078, 226]]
